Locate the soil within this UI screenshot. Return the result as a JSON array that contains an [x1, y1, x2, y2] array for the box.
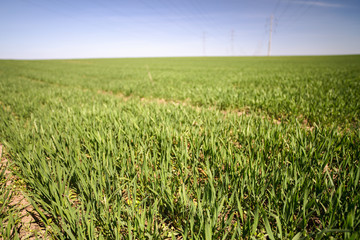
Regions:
[[0, 144, 48, 239]]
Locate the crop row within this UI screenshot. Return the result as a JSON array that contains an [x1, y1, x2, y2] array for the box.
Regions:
[[1, 56, 359, 127], [0, 59, 359, 239]]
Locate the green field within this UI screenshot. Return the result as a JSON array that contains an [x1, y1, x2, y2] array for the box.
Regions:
[[0, 56, 359, 239]]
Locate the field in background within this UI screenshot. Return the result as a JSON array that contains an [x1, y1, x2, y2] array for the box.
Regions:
[[0, 56, 359, 239]]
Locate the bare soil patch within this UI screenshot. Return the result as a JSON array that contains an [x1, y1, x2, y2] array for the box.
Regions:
[[0, 144, 48, 240]]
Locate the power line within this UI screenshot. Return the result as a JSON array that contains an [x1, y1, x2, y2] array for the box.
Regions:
[[277, 0, 317, 31], [268, 14, 274, 56], [135, 0, 200, 37], [272, 0, 282, 15]]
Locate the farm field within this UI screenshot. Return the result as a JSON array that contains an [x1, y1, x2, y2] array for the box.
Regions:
[[0, 56, 359, 239]]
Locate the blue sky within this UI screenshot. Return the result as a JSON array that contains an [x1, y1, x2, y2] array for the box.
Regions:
[[1, 0, 359, 59]]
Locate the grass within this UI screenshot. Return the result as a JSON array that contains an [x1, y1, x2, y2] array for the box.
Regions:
[[0, 56, 359, 239]]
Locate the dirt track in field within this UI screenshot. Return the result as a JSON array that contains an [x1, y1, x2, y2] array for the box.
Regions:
[[0, 144, 48, 240]]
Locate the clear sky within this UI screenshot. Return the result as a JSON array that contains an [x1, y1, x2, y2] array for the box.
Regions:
[[1, 0, 359, 59]]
